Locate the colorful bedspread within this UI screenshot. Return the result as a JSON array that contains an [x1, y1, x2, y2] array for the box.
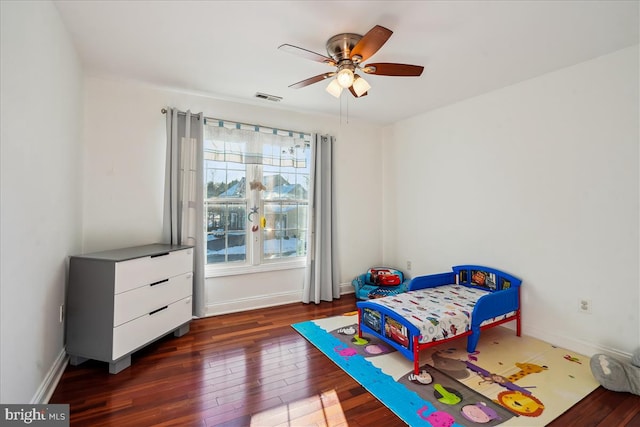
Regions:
[[371, 284, 515, 344]]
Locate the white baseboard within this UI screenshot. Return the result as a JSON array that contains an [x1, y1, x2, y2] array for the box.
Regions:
[[339, 282, 354, 295], [203, 283, 355, 317], [204, 290, 303, 316], [32, 348, 68, 404], [524, 325, 632, 363]]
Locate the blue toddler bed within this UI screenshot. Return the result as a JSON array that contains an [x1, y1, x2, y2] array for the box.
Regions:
[[357, 265, 522, 374]]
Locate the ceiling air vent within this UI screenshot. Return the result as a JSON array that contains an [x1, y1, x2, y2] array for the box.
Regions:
[[255, 92, 283, 102]]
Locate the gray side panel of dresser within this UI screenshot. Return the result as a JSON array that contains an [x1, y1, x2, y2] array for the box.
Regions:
[[66, 257, 115, 363]]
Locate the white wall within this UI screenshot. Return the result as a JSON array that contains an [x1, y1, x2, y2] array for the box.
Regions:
[[382, 46, 639, 358], [4, 2, 635, 405], [82, 77, 384, 314], [0, 1, 83, 403]]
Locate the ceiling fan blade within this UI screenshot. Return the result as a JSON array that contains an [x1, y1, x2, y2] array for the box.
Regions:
[[278, 44, 334, 65], [348, 86, 368, 98], [350, 25, 393, 62], [289, 72, 335, 89], [362, 63, 424, 77]]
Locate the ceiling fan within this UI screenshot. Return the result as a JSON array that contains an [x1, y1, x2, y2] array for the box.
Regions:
[[278, 25, 424, 98]]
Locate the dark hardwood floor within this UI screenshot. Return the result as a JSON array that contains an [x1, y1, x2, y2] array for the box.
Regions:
[[50, 294, 640, 426]]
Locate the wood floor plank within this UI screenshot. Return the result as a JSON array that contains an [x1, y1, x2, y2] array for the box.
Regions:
[[599, 393, 640, 427], [50, 294, 640, 426]]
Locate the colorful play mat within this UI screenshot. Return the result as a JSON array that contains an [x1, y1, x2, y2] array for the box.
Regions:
[[293, 314, 598, 426]]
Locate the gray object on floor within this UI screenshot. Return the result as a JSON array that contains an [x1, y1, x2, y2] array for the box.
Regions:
[[590, 348, 640, 396]]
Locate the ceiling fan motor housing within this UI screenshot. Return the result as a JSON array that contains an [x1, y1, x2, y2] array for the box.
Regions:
[[326, 33, 362, 63]]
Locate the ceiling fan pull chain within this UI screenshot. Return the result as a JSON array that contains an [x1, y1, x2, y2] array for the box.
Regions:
[[346, 93, 349, 124], [340, 91, 343, 125]]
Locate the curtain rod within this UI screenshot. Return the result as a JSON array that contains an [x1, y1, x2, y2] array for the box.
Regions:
[[161, 108, 310, 138], [160, 108, 200, 120]]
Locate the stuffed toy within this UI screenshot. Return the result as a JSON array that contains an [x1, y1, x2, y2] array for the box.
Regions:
[[590, 348, 640, 396], [249, 180, 267, 191]]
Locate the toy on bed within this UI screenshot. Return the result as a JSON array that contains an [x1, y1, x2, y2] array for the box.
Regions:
[[357, 265, 522, 374], [352, 267, 410, 300]]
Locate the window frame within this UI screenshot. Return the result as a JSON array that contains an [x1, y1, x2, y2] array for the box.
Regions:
[[203, 120, 311, 278]]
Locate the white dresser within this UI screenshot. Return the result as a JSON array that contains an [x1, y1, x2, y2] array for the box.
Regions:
[[66, 244, 193, 373]]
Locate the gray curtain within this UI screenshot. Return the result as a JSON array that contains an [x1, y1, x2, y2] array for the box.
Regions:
[[303, 134, 338, 304], [163, 108, 205, 317]]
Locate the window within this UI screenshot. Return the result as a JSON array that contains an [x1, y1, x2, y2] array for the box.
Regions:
[[203, 120, 311, 271]]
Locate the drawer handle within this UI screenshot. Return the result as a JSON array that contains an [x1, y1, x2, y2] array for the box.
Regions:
[[149, 306, 168, 315], [150, 279, 169, 287], [150, 252, 170, 258]]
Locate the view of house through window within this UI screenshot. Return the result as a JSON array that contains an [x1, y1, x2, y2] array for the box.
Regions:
[[203, 120, 311, 267]]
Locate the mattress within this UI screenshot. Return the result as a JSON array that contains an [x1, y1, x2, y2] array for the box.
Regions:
[[369, 284, 515, 344]]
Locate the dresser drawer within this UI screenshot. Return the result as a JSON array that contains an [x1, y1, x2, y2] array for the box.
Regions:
[[112, 296, 192, 360], [114, 248, 193, 294], [113, 272, 192, 327]]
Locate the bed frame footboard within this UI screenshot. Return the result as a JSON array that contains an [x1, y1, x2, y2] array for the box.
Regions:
[[357, 303, 422, 368]]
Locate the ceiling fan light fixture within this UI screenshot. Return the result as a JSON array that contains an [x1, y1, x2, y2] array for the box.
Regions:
[[326, 78, 343, 98], [352, 75, 371, 97], [336, 68, 354, 88]]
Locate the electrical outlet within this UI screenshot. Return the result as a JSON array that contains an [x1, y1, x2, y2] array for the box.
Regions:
[[59, 305, 64, 323], [578, 298, 592, 314], [406, 260, 412, 271]]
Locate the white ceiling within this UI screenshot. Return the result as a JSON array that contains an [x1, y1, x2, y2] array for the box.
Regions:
[[53, 1, 639, 125]]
